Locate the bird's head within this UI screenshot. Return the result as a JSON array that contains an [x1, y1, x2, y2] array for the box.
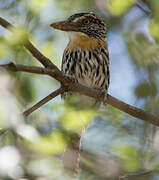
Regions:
[[50, 13, 107, 40]]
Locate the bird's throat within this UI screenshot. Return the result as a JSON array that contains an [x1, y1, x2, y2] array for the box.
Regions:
[[66, 32, 107, 52]]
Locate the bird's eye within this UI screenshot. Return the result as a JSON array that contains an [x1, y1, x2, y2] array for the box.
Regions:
[[83, 19, 90, 24]]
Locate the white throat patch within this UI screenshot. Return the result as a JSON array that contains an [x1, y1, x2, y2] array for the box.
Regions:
[[69, 31, 88, 41]]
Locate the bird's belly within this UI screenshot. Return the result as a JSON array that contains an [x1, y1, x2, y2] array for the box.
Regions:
[[77, 74, 97, 89], [72, 64, 102, 108], [61, 48, 109, 107], [74, 62, 104, 90]]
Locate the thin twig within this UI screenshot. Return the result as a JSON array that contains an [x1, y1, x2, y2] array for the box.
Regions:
[[136, 0, 152, 16], [0, 61, 53, 75], [107, 95, 159, 126], [0, 61, 69, 84], [25, 41, 59, 69], [119, 170, 152, 179], [23, 87, 65, 117]]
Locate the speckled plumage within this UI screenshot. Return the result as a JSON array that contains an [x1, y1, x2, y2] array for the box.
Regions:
[[51, 12, 110, 174], [62, 46, 109, 91], [62, 14, 109, 107], [51, 12, 110, 107]]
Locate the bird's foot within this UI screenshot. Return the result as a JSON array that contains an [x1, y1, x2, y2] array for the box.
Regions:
[[101, 89, 108, 104], [62, 74, 77, 92], [64, 74, 77, 84]]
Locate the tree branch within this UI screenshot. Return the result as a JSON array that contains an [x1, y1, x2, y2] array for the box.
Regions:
[[136, 0, 152, 16], [119, 170, 153, 179], [0, 61, 54, 75], [107, 95, 159, 126], [0, 17, 159, 127], [23, 87, 65, 117], [0, 62, 66, 80]]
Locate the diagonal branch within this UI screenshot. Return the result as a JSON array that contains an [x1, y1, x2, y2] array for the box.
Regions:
[[23, 87, 65, 117], [0, 17, 159, 127], [0, 61, 54, 75], [1, 61, 159, 126], [26, 42, 59, 69], [107, 95, 159, 126], [136, 0, 152, 16], [0, 61, 65, 80]]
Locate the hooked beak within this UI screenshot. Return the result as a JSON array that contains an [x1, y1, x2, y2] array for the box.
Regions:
[[50, 21, 76, 32]]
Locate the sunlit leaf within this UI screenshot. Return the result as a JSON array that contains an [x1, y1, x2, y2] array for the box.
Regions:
[[0, 106, 6, 128], [149, 19, 159, 41], [61, 107, 95, 132], [0, 42, 8, 57], [29, 131, 67, 155], [57, 0, 91, 12], [115, 145, 141, 172], [151, 0, 159, 18], [108, 0, 134, 16], [31, 0, 51, 7], [28, 0, 52, 13], [5, 26, 29, 47], [41, 42, 54, 59]]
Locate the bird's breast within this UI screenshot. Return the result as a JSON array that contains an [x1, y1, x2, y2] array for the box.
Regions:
[[62, 47, 109, 90]]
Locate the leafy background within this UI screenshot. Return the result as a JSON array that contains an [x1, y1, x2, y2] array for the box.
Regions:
[[0, 0, 159, 179]]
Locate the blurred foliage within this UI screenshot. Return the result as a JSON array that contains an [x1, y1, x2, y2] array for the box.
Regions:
[[29, 130, 67, 155], [115, 145, 141, 172], [149, 19, 159, 41], [61, 106, 95, 132], [108, 0, 134, 16], [5, 26, 29, 47], [125, 32, 159, 68], [0, 0, 159, 179]]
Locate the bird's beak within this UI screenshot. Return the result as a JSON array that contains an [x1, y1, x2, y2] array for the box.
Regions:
[[50, 21, 76, 31]]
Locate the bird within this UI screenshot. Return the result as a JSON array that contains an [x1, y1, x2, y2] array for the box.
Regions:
[[50, 12, 110, 175], [50, 12, 110, 109]]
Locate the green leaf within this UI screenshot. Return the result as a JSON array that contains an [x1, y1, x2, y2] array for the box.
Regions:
[[61, 107, 95, 132], [108, 0, 134, 16], [0, 106, 7, 128], [28, 131, 67, 155], [115, 145, 141, 172], [0, 42, 8, 57], [149, 19, 159, 41], [31, 0, 51, 7], [135, 82, 151, 98], [5, 26, 29, 47]]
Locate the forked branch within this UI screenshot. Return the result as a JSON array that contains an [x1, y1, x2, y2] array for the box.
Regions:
[[0, 17, 159, 127]]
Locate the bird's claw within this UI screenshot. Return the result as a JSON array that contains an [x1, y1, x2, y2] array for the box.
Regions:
[[62, 74, 77, 92], [101, 89, 108, 104], [64, 74, 76, 84]]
